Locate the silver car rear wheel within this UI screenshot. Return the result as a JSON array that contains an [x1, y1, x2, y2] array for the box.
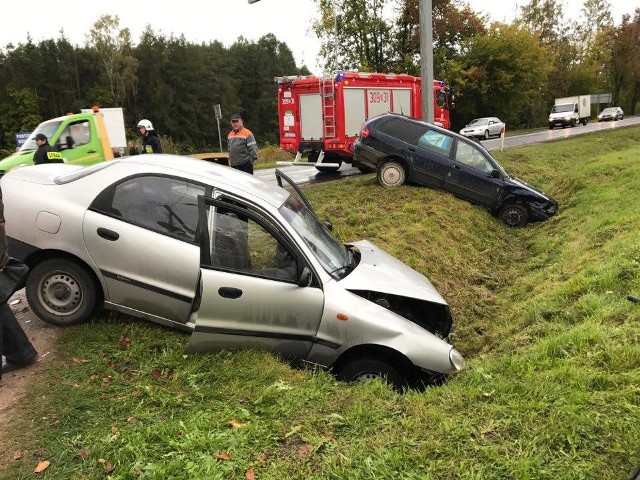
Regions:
[[26, 258, 98, 326], [377, 161, 406, 187]]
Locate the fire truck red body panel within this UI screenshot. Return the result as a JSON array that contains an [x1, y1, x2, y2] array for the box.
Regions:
[[275, 71, 453, 167]]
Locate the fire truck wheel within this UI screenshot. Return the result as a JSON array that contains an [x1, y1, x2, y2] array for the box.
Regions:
[[377, 161, 406, 187]]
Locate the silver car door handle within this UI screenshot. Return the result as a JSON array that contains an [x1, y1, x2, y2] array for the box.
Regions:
[[218, 287, 243, 299], [97, 227, 119, 241]]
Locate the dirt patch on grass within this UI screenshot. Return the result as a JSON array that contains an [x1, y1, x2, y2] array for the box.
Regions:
[[0, 289, 61, 468]]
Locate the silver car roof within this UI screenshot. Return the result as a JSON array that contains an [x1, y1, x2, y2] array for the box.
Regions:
[[6, 154, 291, 209]]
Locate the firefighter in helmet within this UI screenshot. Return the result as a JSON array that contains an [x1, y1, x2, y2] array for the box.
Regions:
[[137, 119, 163, 154]]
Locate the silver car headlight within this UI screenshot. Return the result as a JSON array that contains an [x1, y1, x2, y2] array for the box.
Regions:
[[449, 348, 465, 371]]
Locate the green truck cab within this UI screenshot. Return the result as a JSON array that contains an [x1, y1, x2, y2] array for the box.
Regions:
[[0, 108, 125, 176]]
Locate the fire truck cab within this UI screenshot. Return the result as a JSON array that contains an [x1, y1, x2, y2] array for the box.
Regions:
[[275, 71, 453, 172]]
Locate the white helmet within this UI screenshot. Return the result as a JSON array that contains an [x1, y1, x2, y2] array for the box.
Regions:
[[137, 119, 154, 130]]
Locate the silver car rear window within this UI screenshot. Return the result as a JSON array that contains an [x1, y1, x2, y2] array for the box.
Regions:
[[54, 161, 117, 185]]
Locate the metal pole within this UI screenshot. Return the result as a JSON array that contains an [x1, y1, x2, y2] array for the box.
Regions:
[[419, 0, 434, 124], [334, 0, 339, 70], [216, 117, 223, 152]]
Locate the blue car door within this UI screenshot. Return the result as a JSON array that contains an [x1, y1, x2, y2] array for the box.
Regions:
[[443, 140, 504, 208], [409, 128, 455, 188]]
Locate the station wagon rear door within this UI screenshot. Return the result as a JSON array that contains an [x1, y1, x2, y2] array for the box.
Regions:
[[187, 195, 325, 360]]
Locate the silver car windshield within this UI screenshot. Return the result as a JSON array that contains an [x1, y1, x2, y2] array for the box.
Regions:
[[279, 195, 350, 275]]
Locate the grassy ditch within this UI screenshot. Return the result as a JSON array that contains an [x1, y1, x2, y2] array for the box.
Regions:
[[2, 127, 640, 479]]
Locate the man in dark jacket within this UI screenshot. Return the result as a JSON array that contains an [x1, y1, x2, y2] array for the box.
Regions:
[[0, 188, 37, 380], [137, 119, 163, 154], [227, 114, 258, 174], [33, 133, 63, 165]]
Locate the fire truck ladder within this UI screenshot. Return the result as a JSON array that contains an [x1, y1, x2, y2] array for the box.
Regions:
[[321, 75, 337, 140]]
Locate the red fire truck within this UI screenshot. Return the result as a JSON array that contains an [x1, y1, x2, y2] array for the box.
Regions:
[[275, 71, 454, 172]]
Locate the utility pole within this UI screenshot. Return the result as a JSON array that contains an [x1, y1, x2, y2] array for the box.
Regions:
[[333, 1, 339, 70], [418, 0, 434, 124]]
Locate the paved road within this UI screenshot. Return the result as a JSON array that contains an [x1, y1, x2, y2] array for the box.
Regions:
[[481, 115, 640, 150], [256, 116, 640, 186]]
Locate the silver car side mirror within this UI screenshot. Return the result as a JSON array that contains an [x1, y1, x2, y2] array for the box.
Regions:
[[298, 267, 313, 287]]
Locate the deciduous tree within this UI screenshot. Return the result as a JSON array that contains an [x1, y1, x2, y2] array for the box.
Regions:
[[311, 0, 395, 72], [87, 14, 138, 106], [450, 23, 550, 128]]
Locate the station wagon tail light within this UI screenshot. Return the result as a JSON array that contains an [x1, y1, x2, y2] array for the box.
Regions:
[[360, 126, 370, 138]]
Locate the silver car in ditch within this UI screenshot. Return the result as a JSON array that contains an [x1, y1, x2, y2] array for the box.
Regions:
[[1, 156, 464, 388]]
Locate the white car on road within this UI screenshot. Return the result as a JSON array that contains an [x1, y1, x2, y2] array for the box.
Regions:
[[460, 117, 505, 140]]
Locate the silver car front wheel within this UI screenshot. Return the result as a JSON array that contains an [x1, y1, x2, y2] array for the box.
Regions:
[[336, 357, 407, 390]]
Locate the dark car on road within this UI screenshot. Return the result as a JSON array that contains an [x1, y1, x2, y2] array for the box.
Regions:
[[597, 107, 624, 122], [353, 114, 558, 227]]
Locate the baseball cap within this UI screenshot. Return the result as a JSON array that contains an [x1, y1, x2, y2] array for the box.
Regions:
[[230, 113, 242, 121], [34, 133, 47, 141]]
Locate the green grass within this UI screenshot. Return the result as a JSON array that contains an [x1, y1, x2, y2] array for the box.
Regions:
[[2, 126, 640, 479]]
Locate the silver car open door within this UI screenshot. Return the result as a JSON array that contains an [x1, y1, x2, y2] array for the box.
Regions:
[[187, 194, 325, 360]]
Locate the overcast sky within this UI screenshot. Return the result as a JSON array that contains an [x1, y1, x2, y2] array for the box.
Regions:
[[0, 0, 633, 75]]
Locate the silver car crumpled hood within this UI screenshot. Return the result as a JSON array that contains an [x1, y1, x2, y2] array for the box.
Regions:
[[338, 240, 453, 338], [340, 240, 446, 304]]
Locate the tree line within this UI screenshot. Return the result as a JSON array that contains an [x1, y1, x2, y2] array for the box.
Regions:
[[0, 16, 307, 157], [1, 0, 638, 157], [313, 0, 639, 129]]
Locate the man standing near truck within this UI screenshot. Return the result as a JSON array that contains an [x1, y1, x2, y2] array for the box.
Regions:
[[33, 134, 63, 165], [227, 114, 258, 175]]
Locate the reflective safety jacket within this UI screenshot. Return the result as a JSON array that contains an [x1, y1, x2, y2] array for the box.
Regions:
[[227, 127, 258, 167], [33, 144, 63, 165]]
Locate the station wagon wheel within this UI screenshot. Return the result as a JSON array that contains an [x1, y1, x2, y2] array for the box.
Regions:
[[377, 161, 406, 187], [336, 357, 407, 390], [483, 130, 489, 140], [26, 258, 98, 326], [498, 204, 528, 228]]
